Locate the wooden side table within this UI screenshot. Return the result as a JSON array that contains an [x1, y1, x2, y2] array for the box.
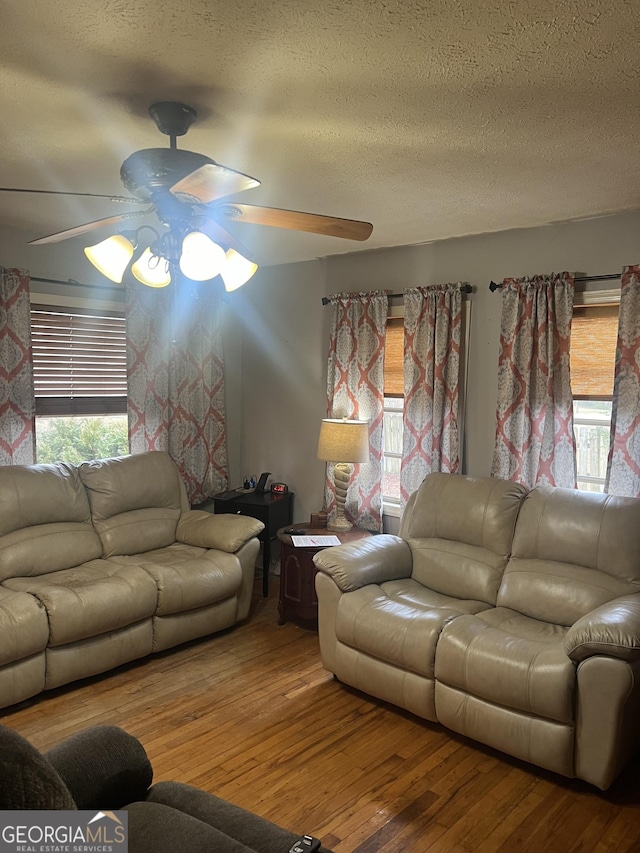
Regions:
[[277, 523, 372, 629], [212, 491, 294, 598]]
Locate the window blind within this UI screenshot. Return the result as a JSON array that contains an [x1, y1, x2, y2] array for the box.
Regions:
[[31, 306, 127, 415], [570, 304, 619, 399], [384, 317, 404, 396]]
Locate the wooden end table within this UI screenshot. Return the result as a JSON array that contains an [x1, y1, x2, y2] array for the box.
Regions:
[[211, 490, 294, 598], [277, 522, 372, 629]]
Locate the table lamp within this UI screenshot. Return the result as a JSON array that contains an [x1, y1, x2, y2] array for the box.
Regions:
[[317, 418, 370, 532]]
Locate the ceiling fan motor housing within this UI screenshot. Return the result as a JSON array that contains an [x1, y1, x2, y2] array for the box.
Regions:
[[120, 149, 216, 202]]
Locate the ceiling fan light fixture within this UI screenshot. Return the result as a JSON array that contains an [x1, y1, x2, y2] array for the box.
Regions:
[[179, 230, 226, 281], [84, 233, 135, 283], [131, 247, 171, 288], [221, 248, 258, 292]]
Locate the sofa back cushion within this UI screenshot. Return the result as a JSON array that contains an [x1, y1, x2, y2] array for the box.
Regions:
[[399, 473, 528, 604], [78, 452, 184, 557], [499, 485, 640, 626], [0, 462, 102, 580]]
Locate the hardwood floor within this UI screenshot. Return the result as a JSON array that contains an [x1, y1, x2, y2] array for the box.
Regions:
[[2, 577, 640, 853]]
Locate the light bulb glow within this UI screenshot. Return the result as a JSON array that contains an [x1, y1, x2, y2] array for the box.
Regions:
[[221, 248, 258, 291], [179, 231, 226, 281], [84, 234, 134, 283], [131, 248, 171, 288]]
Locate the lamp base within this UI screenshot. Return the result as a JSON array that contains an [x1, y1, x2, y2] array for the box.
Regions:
[[327, 516, 353, 534]]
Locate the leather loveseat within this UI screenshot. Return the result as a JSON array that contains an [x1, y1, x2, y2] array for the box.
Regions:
[[314, 473, 640, 789], [0, 451, 263, 711]]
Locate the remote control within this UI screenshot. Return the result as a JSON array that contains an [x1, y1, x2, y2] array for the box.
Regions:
[[288, 836, 321, 853]]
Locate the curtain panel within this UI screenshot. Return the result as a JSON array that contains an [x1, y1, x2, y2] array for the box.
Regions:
[[491, 272, 576, 489], [126, 283, 228, 504], [400, 283, 464, 504], [0, 268, 35, 465], [325, 290, 388, 531], [606, 264, 640, 497]]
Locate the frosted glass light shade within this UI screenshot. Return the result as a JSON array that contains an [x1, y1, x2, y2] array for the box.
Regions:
[[179, 231, 226, 281], [84, 234, 134, 283], [317, 419, 370, 463], [131, 248, 171, 288], [221, 249, 258, 292]]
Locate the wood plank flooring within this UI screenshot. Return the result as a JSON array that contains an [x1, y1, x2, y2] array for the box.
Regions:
[[2, 578, 640, 852]]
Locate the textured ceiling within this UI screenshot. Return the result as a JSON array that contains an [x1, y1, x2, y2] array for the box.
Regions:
[[1, 0, 640, 268]]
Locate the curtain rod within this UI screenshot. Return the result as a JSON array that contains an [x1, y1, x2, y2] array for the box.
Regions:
[[321, 284, 473, 305], [30, 276, 122, 293], [489, 273, 622, 292]]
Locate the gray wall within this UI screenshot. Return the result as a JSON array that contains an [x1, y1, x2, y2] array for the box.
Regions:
[[238, 210, 640, 522], [2, 209, 640, 521]]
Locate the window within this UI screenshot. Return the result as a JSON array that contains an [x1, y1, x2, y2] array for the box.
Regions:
[[570, 302, 619, 492], [382, 317, 404, 506], [31, 306, 129, 463]]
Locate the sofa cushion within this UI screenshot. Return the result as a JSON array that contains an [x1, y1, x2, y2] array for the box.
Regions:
[[45, 725, 153, 810], [112, 544, 243, 616], [408, 539, 509, 607], [400, 473, 528, 556], [435, 607, 574, 724], [400, 474, 528, 605], [0, 463, 102, 580], [0, 588, 49, 665], [335, 578, 489, 679], [4, 561, 158, 646], [499, 486, 640, 625], [0, 725, 76, 810], [0, 462, 89, 534], [79, 452, 184, 556]]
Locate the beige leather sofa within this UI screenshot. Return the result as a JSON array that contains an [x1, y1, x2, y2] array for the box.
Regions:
[[314, 473, 640, 789], [0, 451, 263, 711]]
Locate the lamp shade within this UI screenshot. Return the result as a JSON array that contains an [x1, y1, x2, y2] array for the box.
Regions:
[[317, 419, 370, 463], [84, 234, 134, 284], [179, 231, 226, 281], [131, 248, 171, 288], [221, 248, 258, 292]]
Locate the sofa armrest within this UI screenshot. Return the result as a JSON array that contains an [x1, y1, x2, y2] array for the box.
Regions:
[[313, 535, 412, 592], [176, 510, 264, 553], [565, 594, 640, 663], [45, 725, 153, 809]]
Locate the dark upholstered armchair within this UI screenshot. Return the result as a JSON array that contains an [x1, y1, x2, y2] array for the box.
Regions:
[[0, 724, 332, 853]]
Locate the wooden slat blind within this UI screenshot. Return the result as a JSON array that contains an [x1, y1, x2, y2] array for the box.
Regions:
[[31, 306, 127, 414], [384, 317, 404, 396], [570, 304, 619, 399]]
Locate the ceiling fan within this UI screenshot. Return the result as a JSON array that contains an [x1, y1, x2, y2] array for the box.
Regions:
[[0, 101, 373, 290]]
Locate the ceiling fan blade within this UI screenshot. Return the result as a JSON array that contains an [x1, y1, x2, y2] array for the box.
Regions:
[[196, 215, 254, 257], [29, 209, 149, 245], [217, 203, 373, 241], [170, 163, 260, 204], [0, 187, 140, 203]]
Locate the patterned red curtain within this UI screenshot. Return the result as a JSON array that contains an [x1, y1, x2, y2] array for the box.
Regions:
[[400, 284, 464, 504], [606, 265, 640, 497], [325, 291, 388, 531], [126, 282, 228, 503], [0, 268, 35, 465], [491, 272, 576, 488]]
